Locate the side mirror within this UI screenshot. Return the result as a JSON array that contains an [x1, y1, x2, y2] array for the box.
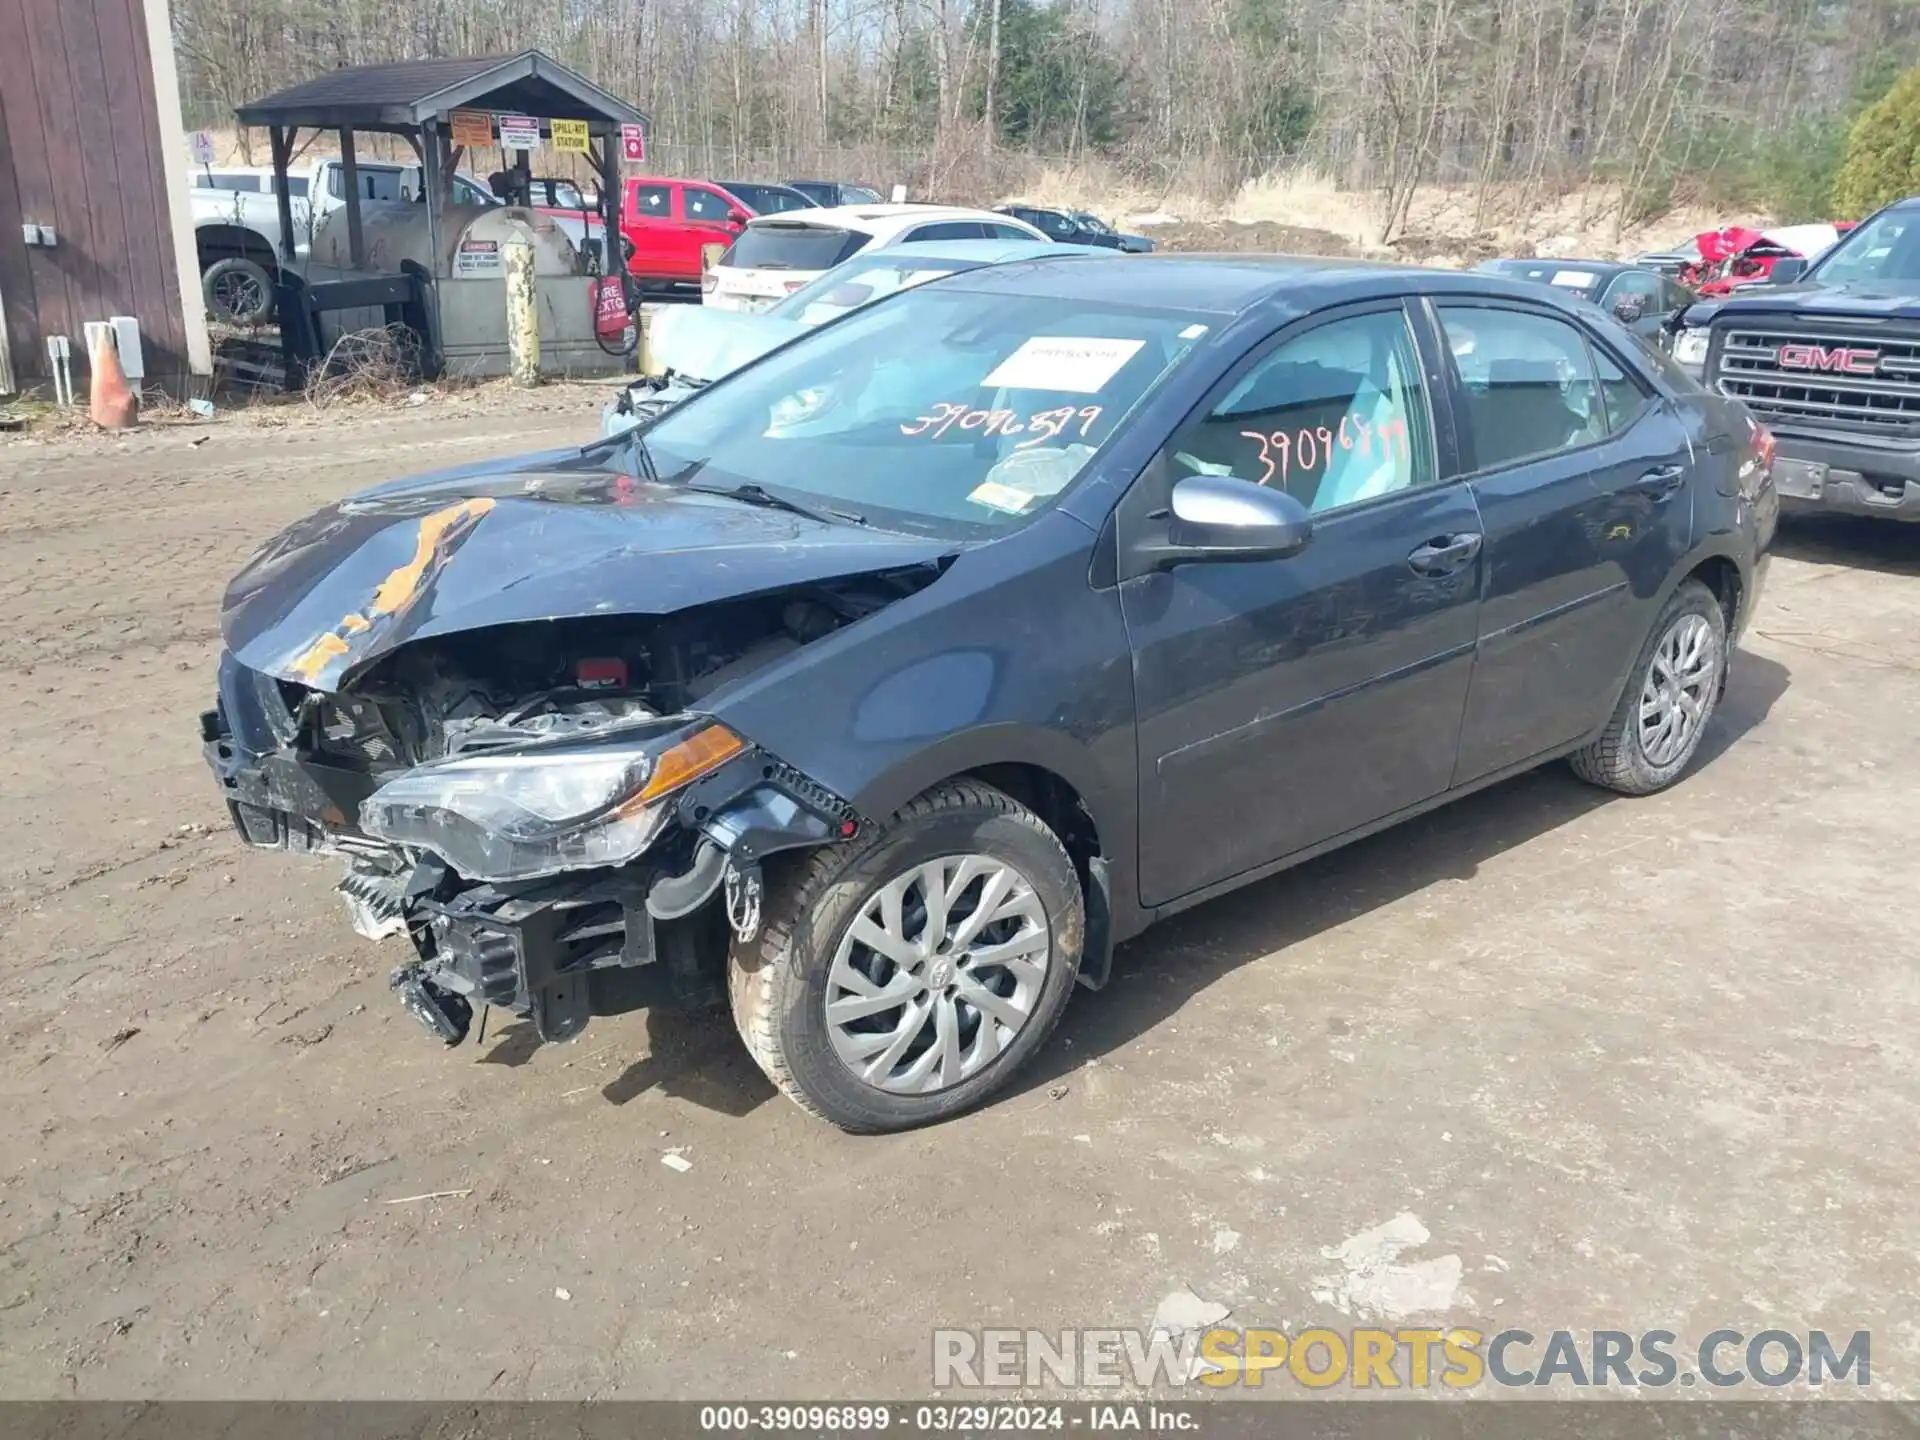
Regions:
[[1136, 475, 1313, 572], [1770, 257, 1808, 284], [727, 207, 751, 227], [1611, 292, 1650, 324]]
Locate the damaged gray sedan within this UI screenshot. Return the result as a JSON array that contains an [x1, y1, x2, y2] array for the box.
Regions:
[[202, 255, 1771, 1132]]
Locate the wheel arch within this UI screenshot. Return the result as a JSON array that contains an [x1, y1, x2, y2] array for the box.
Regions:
[[843, 726, 1138, 989], [196, 223, 279, 268]]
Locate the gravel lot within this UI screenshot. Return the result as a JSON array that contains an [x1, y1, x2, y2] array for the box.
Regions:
[[1, 394, 1915, 1399]]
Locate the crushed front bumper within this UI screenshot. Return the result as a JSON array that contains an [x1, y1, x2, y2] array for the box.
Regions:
[[200, 652, 859, 1049]]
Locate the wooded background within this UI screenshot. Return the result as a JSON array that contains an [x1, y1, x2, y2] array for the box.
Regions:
[[171, 0, 1920, 237]]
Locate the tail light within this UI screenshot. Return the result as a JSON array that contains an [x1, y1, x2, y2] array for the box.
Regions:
[[783, 278, 808, 293]]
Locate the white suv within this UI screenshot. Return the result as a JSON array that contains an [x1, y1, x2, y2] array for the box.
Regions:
[[705, 205, 1048, 312]]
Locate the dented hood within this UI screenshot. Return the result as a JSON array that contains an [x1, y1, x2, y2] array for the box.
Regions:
[[222, 457, 956, 691]]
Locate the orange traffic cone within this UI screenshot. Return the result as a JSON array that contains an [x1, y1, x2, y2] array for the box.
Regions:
[[89, 326, 138, 429]]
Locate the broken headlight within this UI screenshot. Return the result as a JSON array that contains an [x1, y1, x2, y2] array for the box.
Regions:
[[359, 722, 745, 882]]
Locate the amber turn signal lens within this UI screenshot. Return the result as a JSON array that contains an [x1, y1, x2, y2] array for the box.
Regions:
[[619, 725, 746, 813]]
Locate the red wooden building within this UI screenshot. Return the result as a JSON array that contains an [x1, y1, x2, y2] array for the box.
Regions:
[[0, 0, 210, 396]]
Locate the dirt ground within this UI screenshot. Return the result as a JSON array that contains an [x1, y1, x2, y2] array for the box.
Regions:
[[1, 392, 1917, 1401]]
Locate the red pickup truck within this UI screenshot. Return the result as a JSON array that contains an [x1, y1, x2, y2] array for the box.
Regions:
[[621, 178, 751, 287]]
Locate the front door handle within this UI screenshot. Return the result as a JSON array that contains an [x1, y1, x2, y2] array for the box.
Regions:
[[1408, 532, 1483, 576], [1633, 463, 1687, 500]]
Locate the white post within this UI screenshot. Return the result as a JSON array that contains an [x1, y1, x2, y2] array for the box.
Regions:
[[503, 235, 539, 387]]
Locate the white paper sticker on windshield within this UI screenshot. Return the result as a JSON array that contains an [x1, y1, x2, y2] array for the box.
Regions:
[[982, 336, 1145, 393], [968, 480, 1037, 514], [1550, 269, 1598, 288]]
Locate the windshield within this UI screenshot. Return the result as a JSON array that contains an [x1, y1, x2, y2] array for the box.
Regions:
[[772, 257, 976, 326], [637, 286, 1209, 537], [1808, 209, 1920, 283]]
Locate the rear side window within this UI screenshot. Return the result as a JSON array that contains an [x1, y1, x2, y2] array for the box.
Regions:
[[724, 225, 870, 270], [629, 183, 671, 218], [327, 167, 405, 201], [905, 221, 987, 242], [1438, 305, 1607, 471], [285, 176, 309, 198]]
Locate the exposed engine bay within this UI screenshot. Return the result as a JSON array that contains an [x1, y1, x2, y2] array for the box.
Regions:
[[203, 570, 934, 1051], [308, 573, 920, 771]]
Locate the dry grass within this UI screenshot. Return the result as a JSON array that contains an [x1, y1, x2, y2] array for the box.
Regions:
[[1000, 162, 1760, 266]]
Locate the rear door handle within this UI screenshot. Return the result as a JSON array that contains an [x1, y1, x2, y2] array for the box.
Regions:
[[1633, 463, 1687, 500], [1408, 532, 1483, 576]]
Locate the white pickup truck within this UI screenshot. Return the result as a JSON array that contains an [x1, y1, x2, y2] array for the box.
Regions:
[[190, 159, 498, 323], [191, 160, 606, 323]]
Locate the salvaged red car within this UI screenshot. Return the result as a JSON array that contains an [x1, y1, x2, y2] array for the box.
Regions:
[[1684, 223, 1856, 295]]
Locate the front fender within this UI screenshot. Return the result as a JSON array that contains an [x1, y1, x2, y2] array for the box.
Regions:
[[706, 512, 1144, 921]]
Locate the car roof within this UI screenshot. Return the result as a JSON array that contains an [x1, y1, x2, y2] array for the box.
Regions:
[[936, 251, 1603, 316], [1481, 257, 1634, 276], [854, 238, 1105, 265], [746, 203, 1045, 239]]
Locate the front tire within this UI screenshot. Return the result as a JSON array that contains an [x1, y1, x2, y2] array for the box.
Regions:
[[729, 780, 1084, 1133], [202, 256, 276, 324], [1570, 579, 1728, 795]]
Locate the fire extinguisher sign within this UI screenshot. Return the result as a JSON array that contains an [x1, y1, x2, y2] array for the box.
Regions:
[[620, 123, 646, 164]]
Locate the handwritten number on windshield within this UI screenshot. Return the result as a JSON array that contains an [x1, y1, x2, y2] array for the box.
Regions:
[[1239, 413, 1409, 488], [901, 403, 1102, 448]]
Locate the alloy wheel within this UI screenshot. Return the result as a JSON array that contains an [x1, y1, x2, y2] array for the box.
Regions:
[[1638, 611, 1719, 767], [825, 854, 1051, 1094], [212, 271, 265, 321]]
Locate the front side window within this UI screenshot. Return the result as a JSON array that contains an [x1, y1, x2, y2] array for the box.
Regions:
[[685, 187, 733, 221], [638, 288, 1209, 536], [1438, 305, 1606, 471], [1161, 308, 1437, 514], [630, 183, 671, 217]]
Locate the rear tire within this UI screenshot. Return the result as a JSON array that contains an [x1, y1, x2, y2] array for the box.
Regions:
[[728, 780, 1084, 1133], [1569, 579, 1728, 795]]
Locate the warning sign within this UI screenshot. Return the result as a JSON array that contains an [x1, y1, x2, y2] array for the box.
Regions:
[[551, 118, 590, 153], [454, 238, 502, 278], [450, 109, 494, 147], [496, 114, 541, 150], [620, 123, 646, 164]]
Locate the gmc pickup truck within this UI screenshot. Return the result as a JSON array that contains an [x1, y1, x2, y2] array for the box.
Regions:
[[1670, 197, 1920, 522]]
